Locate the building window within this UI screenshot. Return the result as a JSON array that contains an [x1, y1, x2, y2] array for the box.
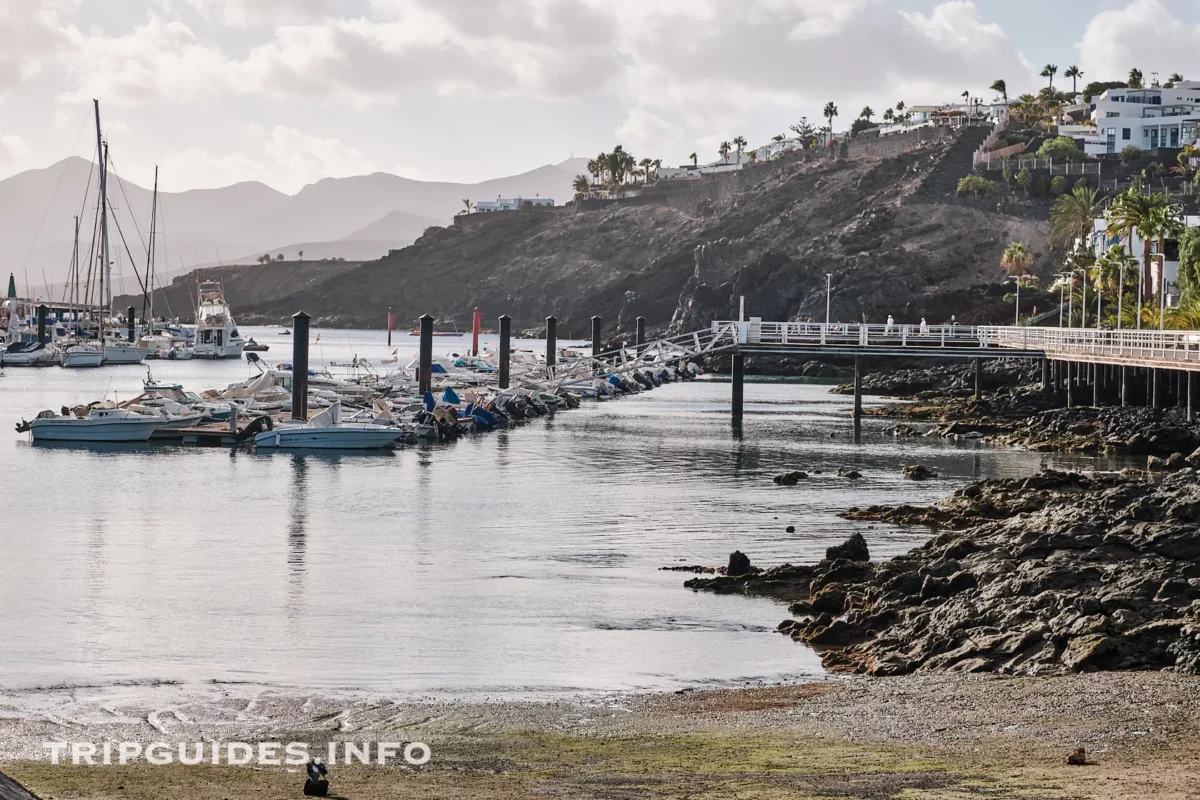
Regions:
[[1122, 128, 1131, 139]]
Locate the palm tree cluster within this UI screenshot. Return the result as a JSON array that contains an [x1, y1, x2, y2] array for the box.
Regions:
[[576, 146, 661, 197]]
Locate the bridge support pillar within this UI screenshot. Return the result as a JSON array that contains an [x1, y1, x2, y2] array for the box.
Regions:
[[1189, 372, 1195, 424], [1120, 366, 1128, 408], [731, 353, 744, 420], [974, 359, 982, 400], [1041, 359, 1050, 393], [1153, 369, 1161, 409], [1066, 362, 1074, 408], [853, 356, 863, 441]]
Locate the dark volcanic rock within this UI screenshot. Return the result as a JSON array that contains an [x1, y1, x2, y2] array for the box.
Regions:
[[774, 470, 809, 485], [902, 464, 936, 481], [826, 532, 870, 562], [686, 469, 1200, 677], [726, 550, 753, 577]]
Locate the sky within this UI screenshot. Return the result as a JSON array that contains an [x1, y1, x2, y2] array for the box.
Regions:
[[1, 0, 1199, 194]]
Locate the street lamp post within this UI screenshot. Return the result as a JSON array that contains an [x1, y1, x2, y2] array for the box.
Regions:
[[1055, 272, 1069, 328], [825, 273, 832, 328], [1007, 276, 1021, 326]]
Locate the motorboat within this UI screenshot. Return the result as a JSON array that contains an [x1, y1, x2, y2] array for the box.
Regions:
[[102, 335, 148, 364], [254, 404, 402, 450], [22, 406, 165, 442], [61, 342, 104, 368], [2, 341, 57, 367], [244, 338, 269, 352], [193, 281, 245, 358]]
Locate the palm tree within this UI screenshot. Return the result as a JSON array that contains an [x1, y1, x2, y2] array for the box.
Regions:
[[297, 250, 304, 261], [572, 175, 590, 196], [859, 106, 873, 120], [771, 134, 785, 142], [823, 102, 838, 139], [718, 141, 732, 161], [1041, 64, 1058, 91], [1166, 72, 1184, 88], [1107, 190, 1171, 302], [882, 108, 895, 124], [732, 135, 748, 162], [990, 79, 1008, 104], [1144, 203, 1185, 303], [1049, 186, 1102, 249], [961, 90, 969, 104], [1128, 68, 1144, 88], [689, 152, 698, 167], [1063, 65, 1082, 95], [1001, 242, 1034, 278], [460, 198, 474, 215], [639, 158, 653, 182], [586, 158, 601, 184]]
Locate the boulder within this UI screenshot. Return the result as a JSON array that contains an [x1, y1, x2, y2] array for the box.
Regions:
[[837, 467, 863, 479], [902, 464, 936, 481], [773, 470, 809, 486], [826, 532, 870, 562], [726, 550, 752, 576], [1147, 455, 1167, 472]]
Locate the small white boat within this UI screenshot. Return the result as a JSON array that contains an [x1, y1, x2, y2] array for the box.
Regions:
[[103, 339, 148, 364], [254, 404, 401, 450], [61, 343, 104, 368], [3, 341, 56, 366], [26, 407, 164, 442]]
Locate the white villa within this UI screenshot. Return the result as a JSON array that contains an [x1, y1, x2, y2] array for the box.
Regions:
[[1092, 213, 1200, 300], [1062, 81, 1200, 156], [474, 196, 554, 212]]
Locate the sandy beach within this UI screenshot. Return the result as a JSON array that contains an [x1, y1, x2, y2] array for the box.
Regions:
[[3, 672, 1199, 799]]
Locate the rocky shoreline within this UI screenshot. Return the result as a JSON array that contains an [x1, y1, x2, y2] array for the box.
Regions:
[[686, 468, 1200, 677]]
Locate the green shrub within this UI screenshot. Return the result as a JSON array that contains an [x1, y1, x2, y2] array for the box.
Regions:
[[1037, 136, 1086, 161], [956, 175, 995, 197], [1120, 144, 1143, 163], [1050, 175, 1067, 196], [1017, 167, 1033, 194]]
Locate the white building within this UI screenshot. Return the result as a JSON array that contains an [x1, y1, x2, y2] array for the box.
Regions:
[[1063, 81, 1200, 156], [753, 138, 803, 161], [1092, 214, 1200, 299], [474, 196, 554, 212]]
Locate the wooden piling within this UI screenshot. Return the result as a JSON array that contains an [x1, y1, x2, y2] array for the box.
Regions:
[[127, 305, 136, 341], [591, 315, 602, 358], [418, 314, 433, 395], [974, 359, 982, 400], [291, 310, 310, 421], [636, 316, 646, 353], [36, 304, 46, 344], [1121, 366, 1128, 408], [498, 314, 511, 390], [1189, 372, 1195, 423], [545, 315, 557, 369], [1153, 368, 1161, 409], [1041, 359, 1050, 393]]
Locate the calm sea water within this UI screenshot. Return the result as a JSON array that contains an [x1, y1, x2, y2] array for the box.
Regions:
[[0, 327, 1135, 695]]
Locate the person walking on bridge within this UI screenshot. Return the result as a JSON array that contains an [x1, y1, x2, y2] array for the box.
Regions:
[[885, 315, 895, 335], [920, 318, 929, 336]]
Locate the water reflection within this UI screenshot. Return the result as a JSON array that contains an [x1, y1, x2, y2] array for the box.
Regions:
[[286, 454, 308, 623]]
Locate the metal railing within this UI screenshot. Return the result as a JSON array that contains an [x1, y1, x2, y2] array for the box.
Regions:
[[981, 325, 1200, 367], [714, 321, 991, 350]]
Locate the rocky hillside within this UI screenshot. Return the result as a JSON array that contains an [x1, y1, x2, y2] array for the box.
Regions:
[[174, 133, 1052, 333]]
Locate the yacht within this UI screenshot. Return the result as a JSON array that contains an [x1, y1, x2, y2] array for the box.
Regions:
[[102, 332, 149, 365], [193, 282, 245, 359], [24, 406, 164, 442]]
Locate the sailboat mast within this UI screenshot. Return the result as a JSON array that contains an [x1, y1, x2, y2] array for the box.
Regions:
[[71, 215, 80, 326], [146, 165, 158, 325], [93, 99, 112, 324]]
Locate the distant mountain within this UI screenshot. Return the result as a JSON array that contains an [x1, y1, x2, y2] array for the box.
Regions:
[[338, 210, 444, 242], [0, 156, 584, 298]]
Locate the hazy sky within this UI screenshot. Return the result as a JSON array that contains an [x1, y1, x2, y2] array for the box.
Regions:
[[2, 0, 1198, 193]]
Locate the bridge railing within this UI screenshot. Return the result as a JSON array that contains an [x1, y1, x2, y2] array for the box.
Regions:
[[714, 321, 989, 349], [982, 326, 1200, 364]]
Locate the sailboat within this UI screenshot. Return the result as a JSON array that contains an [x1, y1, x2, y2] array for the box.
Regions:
[[61, 215, 103, 368]]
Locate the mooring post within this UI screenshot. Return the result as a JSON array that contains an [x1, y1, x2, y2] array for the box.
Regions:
[[498, 314, 511, 390], [545, 315, 557, 370], [36, 304, 46, 344], [229, 404, 238, 435], [1121, 366, 1128, 408], [636, 316, 646, 354], [853, 356, 863, 420], [1041, 359, 1050, 393], [731, 352, 745, 419], [291, 310, 310, 421], [974, 359, 983, 400], [418, 313, 433, 396], [591, 315, 602, 358], [471, 307, 481, 357], [387, 306, 392, 347], [127, 305, 136, 342]]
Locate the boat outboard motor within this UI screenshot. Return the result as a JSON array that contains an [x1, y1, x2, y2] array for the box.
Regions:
[[234, 414, 274, 443], [632, 372, 653, 389]]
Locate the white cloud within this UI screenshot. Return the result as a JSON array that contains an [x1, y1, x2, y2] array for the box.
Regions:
[[1076, 0, 1200, 85], [615, 109, 686, 157], [0, 134, 30, 158], [0, 0, 73, 94], [187, 0, 341, 26]]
